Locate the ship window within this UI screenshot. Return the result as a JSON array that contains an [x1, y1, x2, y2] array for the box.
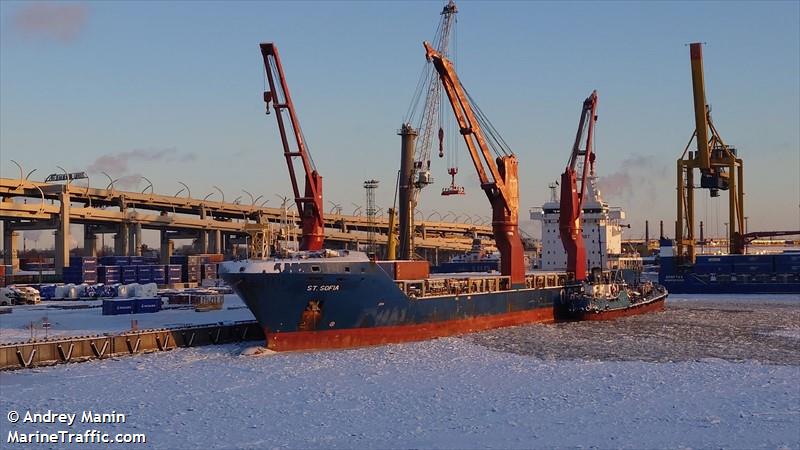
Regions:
[[344, 267, 350, 273], [311, 265, 321, 272]]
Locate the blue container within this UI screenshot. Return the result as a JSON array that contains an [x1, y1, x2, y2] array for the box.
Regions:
[[165, 265, 182, 284], [121, 268, 137, 284], [100, 256, 130, 266], [152, 266, 166, 284], [129, 256, 145, 265], [102, 298, 137, 315], [98, 266, 121, 284], [135, 297, 162, 314], [136, 265, 153, 282], [39, 284, 57, 300], [170, 255, 188, 264]]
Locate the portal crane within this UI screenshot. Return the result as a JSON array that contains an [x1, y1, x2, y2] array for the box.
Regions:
[[260, 43, 324, 251], [424, 41, 525, 287], [676, 42, 743, 262], [559, 91, 598, 281]]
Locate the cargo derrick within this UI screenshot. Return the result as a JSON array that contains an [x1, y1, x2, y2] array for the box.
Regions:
[[676, 43, 743, 262], [260, 43, 324, 251], [559, 91, 598, 281], [397, 0, 458, 260], [424, 42, 525, 287]]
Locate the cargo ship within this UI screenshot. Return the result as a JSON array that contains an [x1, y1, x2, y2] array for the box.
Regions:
[[658, 240, 800, 294], [221, 251, 563, 351]]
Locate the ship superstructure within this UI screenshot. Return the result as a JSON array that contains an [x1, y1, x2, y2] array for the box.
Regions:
[[531, 174, 629, 271]]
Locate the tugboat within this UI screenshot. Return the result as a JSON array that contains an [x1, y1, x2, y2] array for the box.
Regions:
[[553, 90, 668, 320], [559, 268, 667, 321]]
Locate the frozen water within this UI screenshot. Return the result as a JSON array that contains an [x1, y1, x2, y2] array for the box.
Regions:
[[1, 295, 798, 449]]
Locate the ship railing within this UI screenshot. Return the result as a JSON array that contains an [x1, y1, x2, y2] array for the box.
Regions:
[[398, 275, 515, 299]]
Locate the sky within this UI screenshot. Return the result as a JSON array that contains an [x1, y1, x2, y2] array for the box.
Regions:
[[1, 0, 799, 248]]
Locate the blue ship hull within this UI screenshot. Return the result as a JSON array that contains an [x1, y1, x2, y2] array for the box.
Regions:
[[222, 260, 561, 350], [658, 241, 800, 294]]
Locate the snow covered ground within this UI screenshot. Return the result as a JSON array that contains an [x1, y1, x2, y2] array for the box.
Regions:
[[0, 295, 254, 344], [1, 295, 798, 449], [2, 338, 798, 449]]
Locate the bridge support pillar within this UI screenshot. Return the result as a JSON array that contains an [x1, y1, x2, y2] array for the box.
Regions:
[[128, 223, 142, 256], [212, 229, 221, 254], [83, 226, 97, 257], [199, 231, 209, 254], [160, 230, 173, 264], [3, 227, 20, 272], [115, 223, 129, 256], [54, 190, 71, 275]]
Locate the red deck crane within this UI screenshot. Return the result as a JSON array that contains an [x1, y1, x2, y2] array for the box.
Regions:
[[559, 91, 598, 282], [424, 41, 525, 287], [260, 43, 324, 251]]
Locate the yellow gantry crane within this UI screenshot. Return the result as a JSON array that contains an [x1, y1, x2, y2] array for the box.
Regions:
[[676, 42, 745, 265]]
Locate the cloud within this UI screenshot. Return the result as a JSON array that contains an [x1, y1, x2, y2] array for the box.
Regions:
[[10, 3, 89, 43], [86, 147, 196, 189]]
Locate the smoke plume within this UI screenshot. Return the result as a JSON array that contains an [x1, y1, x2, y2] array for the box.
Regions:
[[10, 3, 89, 43], [87, 147, 196, 189]]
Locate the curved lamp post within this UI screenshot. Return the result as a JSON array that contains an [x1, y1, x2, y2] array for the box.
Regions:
[[140, 176, 154, 195]]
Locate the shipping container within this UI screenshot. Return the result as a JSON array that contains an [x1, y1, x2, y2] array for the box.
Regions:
[[152, 265, 166, 284], [201, 264, 217, 280], [183, 264, 200, 283], [102, 298, 137, 315], [100, 255, 130, 266], [197, 253, 225, 263], [135, 297, 162, 314], [136, 265, 153, 283], [98, 266, 121, 284], [121, 268, 137, 284]]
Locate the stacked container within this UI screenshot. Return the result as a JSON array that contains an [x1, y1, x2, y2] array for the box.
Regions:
[[136, 265, 153, 284], [98, 265, 121, 284], [152, 265, 166, 284], [165, 264, 182, 284], [121, 266, 137, 284], [63, 256, 97, 284], [201, 264, 217, 281]]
